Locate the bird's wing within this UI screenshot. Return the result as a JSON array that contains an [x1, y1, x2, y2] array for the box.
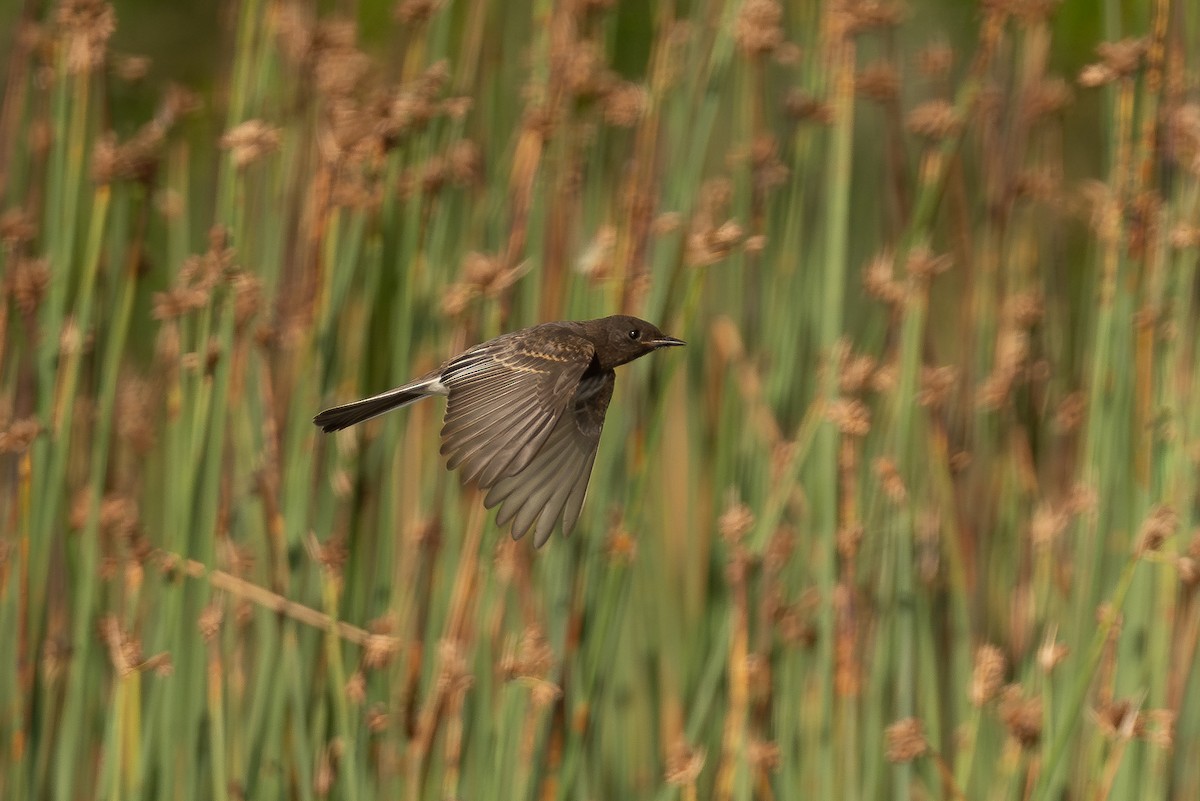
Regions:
[[439, 331, 596, 488], [482, 370, 614, 546]]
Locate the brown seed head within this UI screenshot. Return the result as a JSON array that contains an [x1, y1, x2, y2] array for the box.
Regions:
[[784, 89, 834, 125], [435, 639, 473, 696], [1178, 555, 1200, 587], [220, 120, 282, 168], [664, 740, 706, 786], [862, 252, 905, 307], [839, 351, 877, 396], [1023, 77, 1072, 122], [1168, 104, 1200, 177], [198, 604, 223, 641], [367, 703, 390, 733], [918, 365, 957, 409], [0, 417, 42, 454], [718, 501, 755, 544], [828, 398, 871, 437], [1029, 503, 1068, 549], [970, 644, 1006, 706], [873, 457, 907, 503], [563, 40, 615, 100], [0, 208, 36, 248], [1037, 635, 1069, 672], [394, 0, 444, 24], [57, 0, 116, 74], [906, 99, 962, 140], [751, 134, 789, 192], [734, 0, 785, 57], [857, 59, 900, 103], [9, 257, 51, 315], [884, 717, 929, 762], [1096, 37, 1147, 77], [749, 738, 781, 771], [603, 82, 647, 127], [502, 625, 556, 679], [999, 685, 1043, 747], [836, 523, 864, 559], [1078, 62, 1116, 88], [906, 246, 952, 282], [1137, 505, 1177, 556], [916, 41, 954, 79]]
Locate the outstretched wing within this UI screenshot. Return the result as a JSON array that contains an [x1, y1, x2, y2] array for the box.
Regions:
[[482, 370, 614, 547], [439, 330, 595, 489]]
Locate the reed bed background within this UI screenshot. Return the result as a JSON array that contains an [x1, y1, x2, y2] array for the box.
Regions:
[[1, 0, 1198, 798]]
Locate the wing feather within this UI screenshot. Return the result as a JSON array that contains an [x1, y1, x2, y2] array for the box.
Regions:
[[439, 330, 596, 489], [483, 371, 614, 545]]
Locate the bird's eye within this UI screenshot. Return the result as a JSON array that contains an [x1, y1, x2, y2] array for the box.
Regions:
[[628, 329, 641, 341]]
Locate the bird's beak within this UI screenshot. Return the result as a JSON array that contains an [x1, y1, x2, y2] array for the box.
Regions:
[[650, 336, 686, 348]]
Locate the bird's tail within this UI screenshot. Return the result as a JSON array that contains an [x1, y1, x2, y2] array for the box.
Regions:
[[314, 374, 443, 432]]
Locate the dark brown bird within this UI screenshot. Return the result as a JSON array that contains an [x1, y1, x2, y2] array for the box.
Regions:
[[314, 315, 684, 546]]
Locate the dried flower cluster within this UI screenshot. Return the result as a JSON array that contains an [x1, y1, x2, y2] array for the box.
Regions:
[[998, 685, 1042, 746], [970, 644, 1006, 705], [719, 500, 756, 544], [1136, 505, 1177, 556], [664, 739, 706, 785], [857, 59, 900, 103], [687, 179, 747, 267], [57, 0, 116, 74], [734, 0, 785, 58], [220, 120, 282, 168], [884, 717, 928, 762], [153, 227, 239, 320], [1078, 37, 1147, 87]]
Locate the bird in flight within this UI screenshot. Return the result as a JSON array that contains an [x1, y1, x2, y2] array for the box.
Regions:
[[314, 315, 684, 547]]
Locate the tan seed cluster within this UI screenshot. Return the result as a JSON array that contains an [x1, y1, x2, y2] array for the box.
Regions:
[[8, 257, 51, 315], [1168, 105, 1200, 177], [784, 89, 834, 125], [198, 604, 223, 641], [500, 625, 556, 680], [220, 120, 282, 168], [863, 252, 905, 307], [56, 0, 116, 74], [977, 329, 1030, 410], [1023, 77, 1072, 122], [884, 717, 928, 762], [916, 41, 954, 79], [828, 0, 907, 40], [1037, 636, 1069, 672], [857, 60, 900, 103], [1136, 504, 1177, 556], [435, 639, 473, 696], [664, 739, 706, 785], [735, 0, 785, 58], [970, 644, 1006, 706], [918, 365, 957, 409], [828, 398, 871, 437], [999, 685, 1042, 746], [0, 208, 37, 247], [906, 99, 962, 140], [0, 417, 41, 454], [718, 501, 756, 544], [1079, 37, 1147, 87], [873, 457, 907, 503], [394, 0, 444, 24], [906, 245, 952, 282]]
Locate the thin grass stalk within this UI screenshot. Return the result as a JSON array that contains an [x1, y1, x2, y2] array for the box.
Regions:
[[53, 184, 133, 801], [814, 23, 855, 801]]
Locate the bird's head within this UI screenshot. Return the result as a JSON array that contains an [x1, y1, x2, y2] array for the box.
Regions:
[[589, 315, 685, 369]]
